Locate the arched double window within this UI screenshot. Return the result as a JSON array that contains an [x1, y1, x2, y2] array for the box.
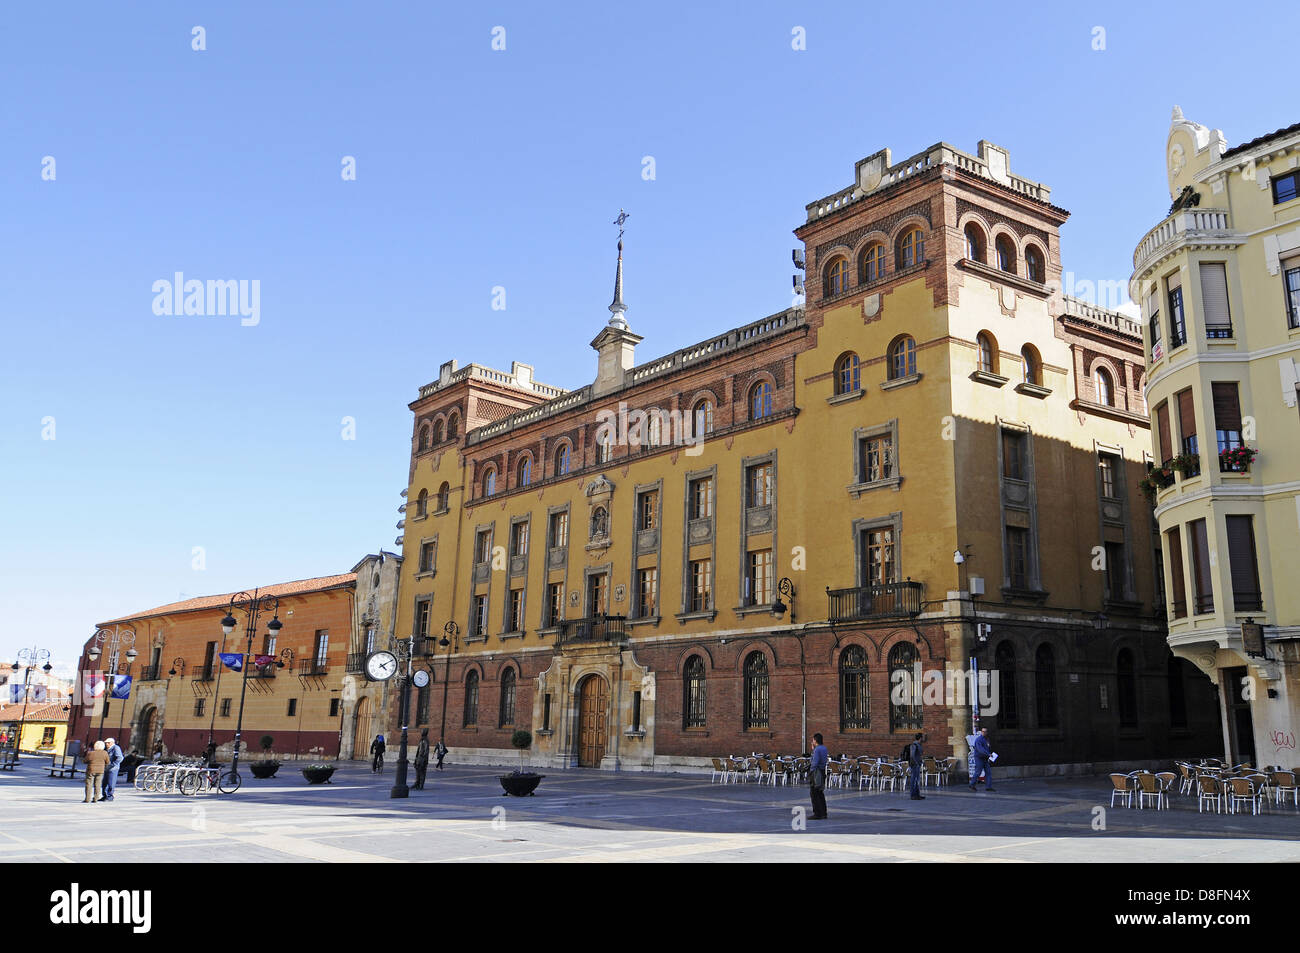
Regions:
[[888, 642, 922, 731], [995, 641, 1018, 729], [446, 413, 459, 439], [834, 352, 861, 394], [433, 419, 446, 444], [1035, 643, 1058, 728], [826, 257, 850, 296], [977, 332, 998, 374], [888, 335, 917, 380], [860, 243, 886, 283], [898, 228, 925, 269], [683, 655, 706, 728], [482, 466, 497, 498], [1025, 244, 1045, 283], [964, 223, 986, 263], [499, 667, 517, 727], [996, 235, 1017, 274], [692, 399, 714, 438], [555, 442, 572, 476], [516, 454, 532, 487], [750, 381, 773, 420], [463, 670, 479, 727], [743, 652, 769, 729], [839, 645, 870, 731], [1095, 367, 1114, 407], [418, 424, 431, 452]]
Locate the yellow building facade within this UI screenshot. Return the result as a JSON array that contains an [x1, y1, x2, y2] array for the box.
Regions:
[[1132, 108, 1300, 766]]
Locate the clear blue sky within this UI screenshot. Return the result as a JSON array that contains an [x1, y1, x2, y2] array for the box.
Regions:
[[0, 1, 1290, 674]]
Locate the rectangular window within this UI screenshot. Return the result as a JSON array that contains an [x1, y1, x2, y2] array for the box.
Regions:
[[329, 698, 340, 717], [287, 698, 297, 717], [863, 528, 896, 586], [1176, 387, 1199, 476], [1188, 519, 1214, 614], [471, 594, 488, 636], [1225, 515, 1262, 612], [549, 511, 568, 548], [631, 691, 642, 732], [507, 588, 524, 631], [1213, 382, 1244, 470], [1002, 430, 1026, 481], [1166, 527, 1187, 619], [1155, 402, 1173, 463], [1153, 547, 1167, 615], [41, 726, 55, 746], [1006, 527, 1029, 589], [419, 540, 436, 573], [220, 698, 231, 717], [637, 489, 659, 531], [1199, 262, 1232, 338], [1147, 288, 1162, 359], [1099, 454, 1117, 499], [1273, 171, 1300, 205], [689, 476, 713, 519], [1168, 279, 1187, 349], [415, 598, 431, 641], [637, 567, 658, 617], [690, 559, 712, 612], [314, 630, 329, 669], [745, 550, 773, 605], [545, 582, 564, 627], [194, 698, 205, 717], [510, 521, 529, 557], [202, 641, 216, 679], [1105, 541, 1126, 599], [474, 529, 492, 564], [1285, 264, 1300, 330], [859, 433, 894, 483], [746, 463, 773, 508], [543, 693, 552, 731], [587, 573, 608, 617]]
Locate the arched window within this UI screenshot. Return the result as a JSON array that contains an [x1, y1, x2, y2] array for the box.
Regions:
[[743, 652, 769, 730], [860, 243, 886, 283], [463, 670, 479, 726], [1035, 643, 1058, 728], [433, 419, 446, 444], [499, 667, 516, 727], [683, 655, 706, 728], [416, 488, 428, 518], [1021, 345, 1040, 385], [597, 430, 612, 463], [898, 228, 925, 269], [1025, 244, 1045, 283], [1117, 648, 1138, 728], [826, 257, 850, 296], [995, 235, 1016, 273], [517, 455, 532, 487], [437, 482, 450, 511], [692, 399, 714, 438], [446, 413, 459, 439], [834, 352, 861, 394], [750, 381, 772, 420], [995, 641, 1018, 729], [839, 645, 870, 731], [482, 466, 497, 498], [888, 642, 922, 731], [977, 332, 997, 374], [888, 335, 917, 380], [964, 223, 985, 262], [1095, 367, 1114, 407], [418, 424, 431, 452], [555, 442, 571, 476]]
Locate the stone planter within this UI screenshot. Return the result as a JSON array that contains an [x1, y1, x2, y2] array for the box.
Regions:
[[302, 766, 336, 785], [250, 761, 280, 779], [499, 772, 545, 796]]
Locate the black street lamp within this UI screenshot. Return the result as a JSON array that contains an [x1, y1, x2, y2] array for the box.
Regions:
[[8, 646, 53, 761], [220, 590, 283, 790], [769, 580, 806, 747], [87, 626, 137, 748], [437, 621, 459, 745], [166, 659, 185, 755], [387, 632, 417, 799]]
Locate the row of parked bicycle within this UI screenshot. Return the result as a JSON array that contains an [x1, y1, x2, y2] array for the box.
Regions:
[[134, 759, 242, 796]]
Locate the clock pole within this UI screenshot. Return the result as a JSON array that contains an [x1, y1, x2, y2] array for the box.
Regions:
[[390, 633, 414, 798]]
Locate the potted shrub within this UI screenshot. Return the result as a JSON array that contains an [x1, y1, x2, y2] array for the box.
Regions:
[[301, 762, 336, 784], [1168, 452, 1201, 476], [251, 735, 280, 779], [499, 729, 544, 796]]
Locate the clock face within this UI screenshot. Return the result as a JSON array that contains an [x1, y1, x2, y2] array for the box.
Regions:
[[412, 669, 430, 688], [366, 651, 398, 681]]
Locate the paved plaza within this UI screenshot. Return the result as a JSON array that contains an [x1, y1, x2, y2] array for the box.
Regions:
[[3, 761, 1299, 863]]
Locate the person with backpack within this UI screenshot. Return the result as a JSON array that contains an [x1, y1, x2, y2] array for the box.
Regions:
[[907, 733, 925, 800], [370, 734, 386, 773]]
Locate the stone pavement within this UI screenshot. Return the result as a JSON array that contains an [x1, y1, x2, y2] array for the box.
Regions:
[[3, 761, 1299, 862]]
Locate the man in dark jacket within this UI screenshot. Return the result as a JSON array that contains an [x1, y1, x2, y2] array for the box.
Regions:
[[102, 737, 124, 801], [908, 733, 925, 800], [413, 729, 430, 790], [969, 727, 995, 791], [809, 733, 829, 820], [370, 734, 386, 773]]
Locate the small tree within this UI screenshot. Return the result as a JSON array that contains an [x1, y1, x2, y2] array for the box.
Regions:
[[259, 735, 275, 763], [510, 729, 532, 774]]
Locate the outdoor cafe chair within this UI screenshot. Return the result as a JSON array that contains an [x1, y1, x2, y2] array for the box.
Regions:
[[1197, 775, 1225, 814], [1155, 772, 1177, 805], [877, 762, 899, 793], [1136, 772, 1166, 811], [710, 758, 730, 784], [1270, 771, 1298, 807], [1227, 776, 1263, 816], [922, 756, 942, 788], [1174, 762, 1196, 795], [1109, 773, 1134, 808]]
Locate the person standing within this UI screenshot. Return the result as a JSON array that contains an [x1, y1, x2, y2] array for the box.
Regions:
[[969, 727, 995, 792], [809, 733, 829, 820], [370, 734, 386, 773], [434, 739, 448, 771], [908, 733, 925, 800], [83, 741, 110, 803], [102, 737, 123, 801], [413, 729, 430, 790]]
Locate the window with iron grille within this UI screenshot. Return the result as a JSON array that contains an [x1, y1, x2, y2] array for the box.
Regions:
[[193, 698, 205, 717], [220, 698, 231, 717], [683, 655, 706, 728], [1035, 644, 1058, 729], [499, 668, 516, 727], [463, 671, 478, 726], [743, 652, 769, 730], [994, 641, 1018, 729], [839, 645, 870, 731], [689, 559, 712, 612], [888, 642, 922, 731]]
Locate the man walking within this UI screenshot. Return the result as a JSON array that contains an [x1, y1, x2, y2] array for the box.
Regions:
[[434, 738, 448, 771], [413, 729, 430, 790], [83, 741, 110, 803], [908, 732, 925, 800], [809, 732, 829, 820], [969, 726, 995, 792], [102, 737, 123, 801]]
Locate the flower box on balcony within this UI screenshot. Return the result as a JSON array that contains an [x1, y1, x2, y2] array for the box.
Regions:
[[1168, 453, 1201, 476], [1219, 446, 1257, 473]]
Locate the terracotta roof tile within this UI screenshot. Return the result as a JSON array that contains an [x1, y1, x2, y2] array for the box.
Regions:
[[96, 573, 357, 627], [0, 702, 70, 722], [1221, 121, 1300, 160]]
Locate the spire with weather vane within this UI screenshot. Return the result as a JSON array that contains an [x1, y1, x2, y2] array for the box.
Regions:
[[608, 209, 629, 329]]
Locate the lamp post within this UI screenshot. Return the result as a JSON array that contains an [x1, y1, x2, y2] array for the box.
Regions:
[[87, 626, 137, 746], [166, 659, 185, 754], [770, 579, 807, 751], [389, 631, 417, 798], [437, 621, 459, 745], [219, 590, 283, 787], [8, 647, 53, 761]]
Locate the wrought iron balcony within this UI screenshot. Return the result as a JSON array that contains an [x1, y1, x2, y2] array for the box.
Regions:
[[557, 614, 628, 647], [298, 658, 329, 677], [413, 638, 440, 657], [248, 662, 277, 679], [139, 665, 161, 682], [826, 581, 924, 622], [192, 665, 215, 683], [346, 653, 366, 674]]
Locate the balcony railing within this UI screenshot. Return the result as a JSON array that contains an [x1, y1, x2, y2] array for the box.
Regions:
[[298, 659, 329, 677], [192, 666, 215, 683], [248, 662, 277, 679], [1232, 591, 1263, 612], [346, 653, 366, 674], [139, 665, 160, 682], [827, 581, 924, 622], [1193, 594, 1215, 615], [413, 638, 440, 657], [557, 615, 628, 647]]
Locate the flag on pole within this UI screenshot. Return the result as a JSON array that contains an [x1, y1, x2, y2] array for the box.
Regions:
[[219, 653, 244, 672], [253, 655, 274, 667], [110, 675, 132, 700], [80, 672, 106, 706]]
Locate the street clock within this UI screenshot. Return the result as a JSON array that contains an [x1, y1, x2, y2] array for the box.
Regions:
[[366, 651, 398, 681]]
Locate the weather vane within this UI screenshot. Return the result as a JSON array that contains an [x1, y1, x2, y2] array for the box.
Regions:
[[614, 209, 629, 239]]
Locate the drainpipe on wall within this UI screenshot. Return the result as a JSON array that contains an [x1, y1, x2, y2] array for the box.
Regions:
[[612, 652, 624, 771]]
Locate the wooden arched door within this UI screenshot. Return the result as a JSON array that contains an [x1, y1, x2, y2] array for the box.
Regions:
[[577, 675, 608, 767], [353, 696, 372, 760], [136, 706, 158, 754]]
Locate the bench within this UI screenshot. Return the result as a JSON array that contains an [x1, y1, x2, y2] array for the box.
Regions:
[[0, 750, 18, 771], [49, 754, 80, 779]]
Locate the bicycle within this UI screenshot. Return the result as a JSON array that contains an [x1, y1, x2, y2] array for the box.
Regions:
[[179, 765, 242, 795], [372, 752, 384, 774]]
